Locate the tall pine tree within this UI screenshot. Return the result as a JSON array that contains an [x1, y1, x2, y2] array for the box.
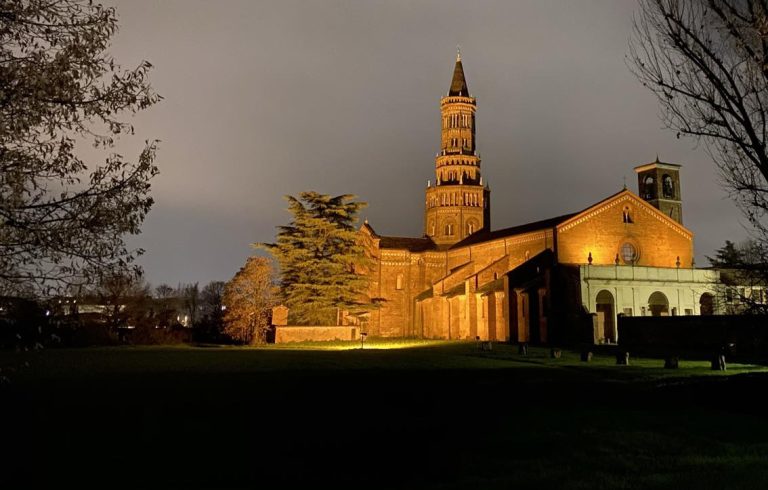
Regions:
[[259, 192, 371, 325]]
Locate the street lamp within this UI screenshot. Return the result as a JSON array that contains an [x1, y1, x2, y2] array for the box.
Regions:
[[360, 332, 368, 350]]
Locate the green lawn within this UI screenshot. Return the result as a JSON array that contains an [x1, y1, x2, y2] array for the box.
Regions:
[[2, 342, 768, 489]]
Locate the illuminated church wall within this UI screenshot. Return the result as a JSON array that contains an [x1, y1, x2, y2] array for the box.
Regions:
[[556, 192, 693, 269], [351, 53, 719, 345]]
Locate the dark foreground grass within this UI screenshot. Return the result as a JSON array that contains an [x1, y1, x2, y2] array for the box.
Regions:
[[2, 342, 768, 489]]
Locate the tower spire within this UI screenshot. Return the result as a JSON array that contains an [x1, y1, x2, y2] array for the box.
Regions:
[[425, 52, 489, 245], [449, 50, 469, 96]]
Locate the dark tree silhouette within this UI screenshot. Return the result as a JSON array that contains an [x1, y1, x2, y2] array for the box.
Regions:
[[0, 0, 161, 294], [629, 1, 768, 252]]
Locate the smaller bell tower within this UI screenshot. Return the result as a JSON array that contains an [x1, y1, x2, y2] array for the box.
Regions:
[[634, 158, 683, 224]]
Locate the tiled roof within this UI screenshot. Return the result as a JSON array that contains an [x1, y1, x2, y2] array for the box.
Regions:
[[379, 236, 436, 252], [450, 213, 577, 249], [449, 58, 469, 96]]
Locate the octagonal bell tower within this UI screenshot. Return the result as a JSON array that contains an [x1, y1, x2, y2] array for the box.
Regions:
[[424, 50, 490, 246]]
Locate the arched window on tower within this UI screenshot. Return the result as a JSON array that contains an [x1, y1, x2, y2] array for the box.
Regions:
[[662, 174, 674, 198], [396, 274, 404, 290], [643, 176, 655, 199], [445, 223, 454, 236]]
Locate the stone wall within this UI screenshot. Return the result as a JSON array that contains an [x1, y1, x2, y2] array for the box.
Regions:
[[618, 315, 768, 358], [274, 326, 360, 343], [370, 249, 446, 338]]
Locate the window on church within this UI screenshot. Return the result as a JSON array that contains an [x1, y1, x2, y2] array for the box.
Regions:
[[620, 242, 638, 264], [396, 274, 404, 290], [622, 206, 633, 224], [643, 176, 655, 199], [662, 174, 674, 198], [445, 223, 454, 236], [467, 222, 475, 235]]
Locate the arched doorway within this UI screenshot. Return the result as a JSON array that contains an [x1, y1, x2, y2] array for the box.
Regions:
[[595, 290, 615, 343], [700, 293, 714, 316], [648, 291, 669, 316]]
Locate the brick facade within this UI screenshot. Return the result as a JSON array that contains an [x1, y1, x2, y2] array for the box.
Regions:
[[355, 54, 718, 344]]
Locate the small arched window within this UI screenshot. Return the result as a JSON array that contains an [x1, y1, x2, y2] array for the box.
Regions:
[[622, 206, 633, 224], [662, 174, 674, 198], [445, 223, 454, 236], [643, 176, 655, 199], [396, 274, 404, 290]]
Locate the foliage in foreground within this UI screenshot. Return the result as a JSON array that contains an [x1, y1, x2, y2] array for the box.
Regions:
[[0, 0, 161, 295]]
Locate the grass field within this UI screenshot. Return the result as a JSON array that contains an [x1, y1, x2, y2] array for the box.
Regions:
[[2, 341, 768, 489]]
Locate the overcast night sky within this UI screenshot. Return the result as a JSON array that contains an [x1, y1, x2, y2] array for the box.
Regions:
[[102, 0, 747, 287]]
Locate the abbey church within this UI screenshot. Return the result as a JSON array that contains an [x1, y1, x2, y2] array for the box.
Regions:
[[359, 53, 720, 345]]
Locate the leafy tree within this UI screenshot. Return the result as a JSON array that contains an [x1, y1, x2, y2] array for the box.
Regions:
[[200, 281, 226, 319], [0, 0, 161, 295], [707, 240, 743, 268], [153, 283, 179, 328], [92, 271, 150, 329], [180, 282, 200, 327], [259, 192, 371, 325], [155, 284, 175, 300], [222, 257, 275, 344], [707, 239, 768, 313], [195, 280, 226, 341]]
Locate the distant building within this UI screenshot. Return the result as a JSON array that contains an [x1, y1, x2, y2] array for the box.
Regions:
[[359, 52, 723, 344]]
